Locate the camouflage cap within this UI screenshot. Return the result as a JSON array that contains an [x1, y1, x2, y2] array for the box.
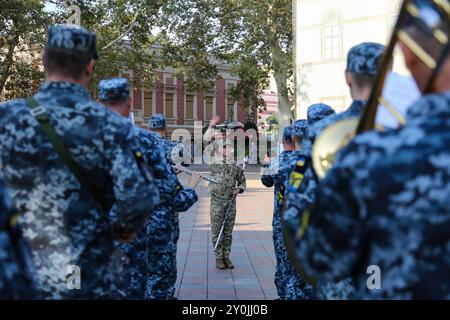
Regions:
[[292, 119, 308, 139], [307, 103, 335, 126], [282, 126, 294, 143], [148, 114, 166, 130], [46, 24, 98, 59], [98, 78, 130, 102], [346, 42, 385, 75]]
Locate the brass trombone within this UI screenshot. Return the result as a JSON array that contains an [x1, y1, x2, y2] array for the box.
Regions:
[[312, 0, 450, 179]]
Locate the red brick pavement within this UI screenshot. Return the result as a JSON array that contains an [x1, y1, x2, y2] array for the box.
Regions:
[[175, 172, 278, 300]]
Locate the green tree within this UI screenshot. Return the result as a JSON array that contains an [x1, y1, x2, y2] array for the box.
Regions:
[[52, 0, 163, 92], [219, 0, 294, 124], [156, 0, 294, 124], [0, 0, 51, 100], [228, 56, 269, 123]]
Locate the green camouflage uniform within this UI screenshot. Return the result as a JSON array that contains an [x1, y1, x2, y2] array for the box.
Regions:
[[208, 160, 246, 259]]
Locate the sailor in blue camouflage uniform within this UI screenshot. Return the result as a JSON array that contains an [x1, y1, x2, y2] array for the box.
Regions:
[[148, 115, 190, 238], [98, 79, 200, 299], [150, 115, 194, 276], [149, 114, 191, 167], [292, 2, 450, 299], [283, 42, 385, 299], [0, 24, 158, 299], [261, 126, 295, 299], [281, 105, 334, 300], [0, 180, 35, 299]]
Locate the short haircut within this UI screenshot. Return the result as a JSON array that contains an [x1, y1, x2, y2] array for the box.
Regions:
[[99, 97, 129, 108], [349, 72, 378, 91], [283, 135, 294, 146], [43, 47, 93, 80], [293, 135, 303, 145]]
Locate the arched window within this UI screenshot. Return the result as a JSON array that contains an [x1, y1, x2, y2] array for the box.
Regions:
[[322, 11, 342, 60]]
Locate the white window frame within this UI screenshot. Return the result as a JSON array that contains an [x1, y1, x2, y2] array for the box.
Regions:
[[321, 12, 343, 60]]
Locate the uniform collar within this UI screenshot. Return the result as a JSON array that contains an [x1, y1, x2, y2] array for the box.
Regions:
[[281, 150, 293, 156], [347, 100, 366, 115], [406, 91, 450, 124], [39, 81, 91, 100]]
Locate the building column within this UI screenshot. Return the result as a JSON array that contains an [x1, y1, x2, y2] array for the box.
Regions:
[[197, 90, 204, 122], [155, 71, 164, 114], [177, 79, 185, 125]]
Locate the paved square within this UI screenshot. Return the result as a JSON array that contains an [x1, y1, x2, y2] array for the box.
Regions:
[[175, 172, 278, 300]]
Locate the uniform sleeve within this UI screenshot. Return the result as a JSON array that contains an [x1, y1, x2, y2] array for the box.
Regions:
[[296, 145, 366, 283], [104, 115, 159, 235], [237, 167, 246, 192], [0, 182, 34, 299], [172, 186, 198, 212], [261, 158, 278, 188], [138, 130, 197, 213], [203, 126, 214, 143]]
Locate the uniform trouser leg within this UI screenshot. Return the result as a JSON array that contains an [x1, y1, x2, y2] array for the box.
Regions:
[[168, 214, 180, 297], [115, 233, 147, 300], [146, 225, 175, 300], [210, 196, 236, 259], [283, 251, 315, 300], [273, 227, 287, 299], [118, 265, 146, 299], [222, 199, 236, 259]]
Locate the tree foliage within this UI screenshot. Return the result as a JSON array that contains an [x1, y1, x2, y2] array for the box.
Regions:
[[1, 0, 294, 126], [52, 0, 163, 92], [156, 0, 294, 124], [0, 0, 51, 100]]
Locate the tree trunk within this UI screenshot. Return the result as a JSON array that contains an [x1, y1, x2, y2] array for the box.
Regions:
[[266, 1, 293, 127], [272, 55, 293, 127], [0, 35, 19, 96]]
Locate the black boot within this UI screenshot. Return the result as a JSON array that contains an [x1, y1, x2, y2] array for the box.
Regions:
[[223, 257, 234, 269], [216, 258, 226, 270]]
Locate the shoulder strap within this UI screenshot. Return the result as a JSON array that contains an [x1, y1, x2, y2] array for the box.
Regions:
[[26, 98, 108, 211]]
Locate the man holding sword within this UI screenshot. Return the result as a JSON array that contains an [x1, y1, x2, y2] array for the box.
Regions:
[[204, 127, 246, 269]]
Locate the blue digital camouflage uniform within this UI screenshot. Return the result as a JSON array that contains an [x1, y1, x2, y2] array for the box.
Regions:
[[261, 126, 294, 299], [283, 42, 385, 300], [296, 91, 450, 299], [126, 128, 197, 300], [306, 103, 335, 127], [99, 79, 198, 300], [0, 25, 158, 299], [146, 114, 198, 299], [282, 106, 335, 300], [0, 180, 35, 299], [279, 119, 313, 300], [149, 114, 191, 167]]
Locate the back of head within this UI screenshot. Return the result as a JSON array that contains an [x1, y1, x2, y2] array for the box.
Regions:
[[98, 78, 130, 108], [346, 42, 385, 92], [282, 126, 294, 146], [292, 119, 308, 146], [148, 114, 167, 132], [43, 24, 98, 80], [307, 103, 335, 126]]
